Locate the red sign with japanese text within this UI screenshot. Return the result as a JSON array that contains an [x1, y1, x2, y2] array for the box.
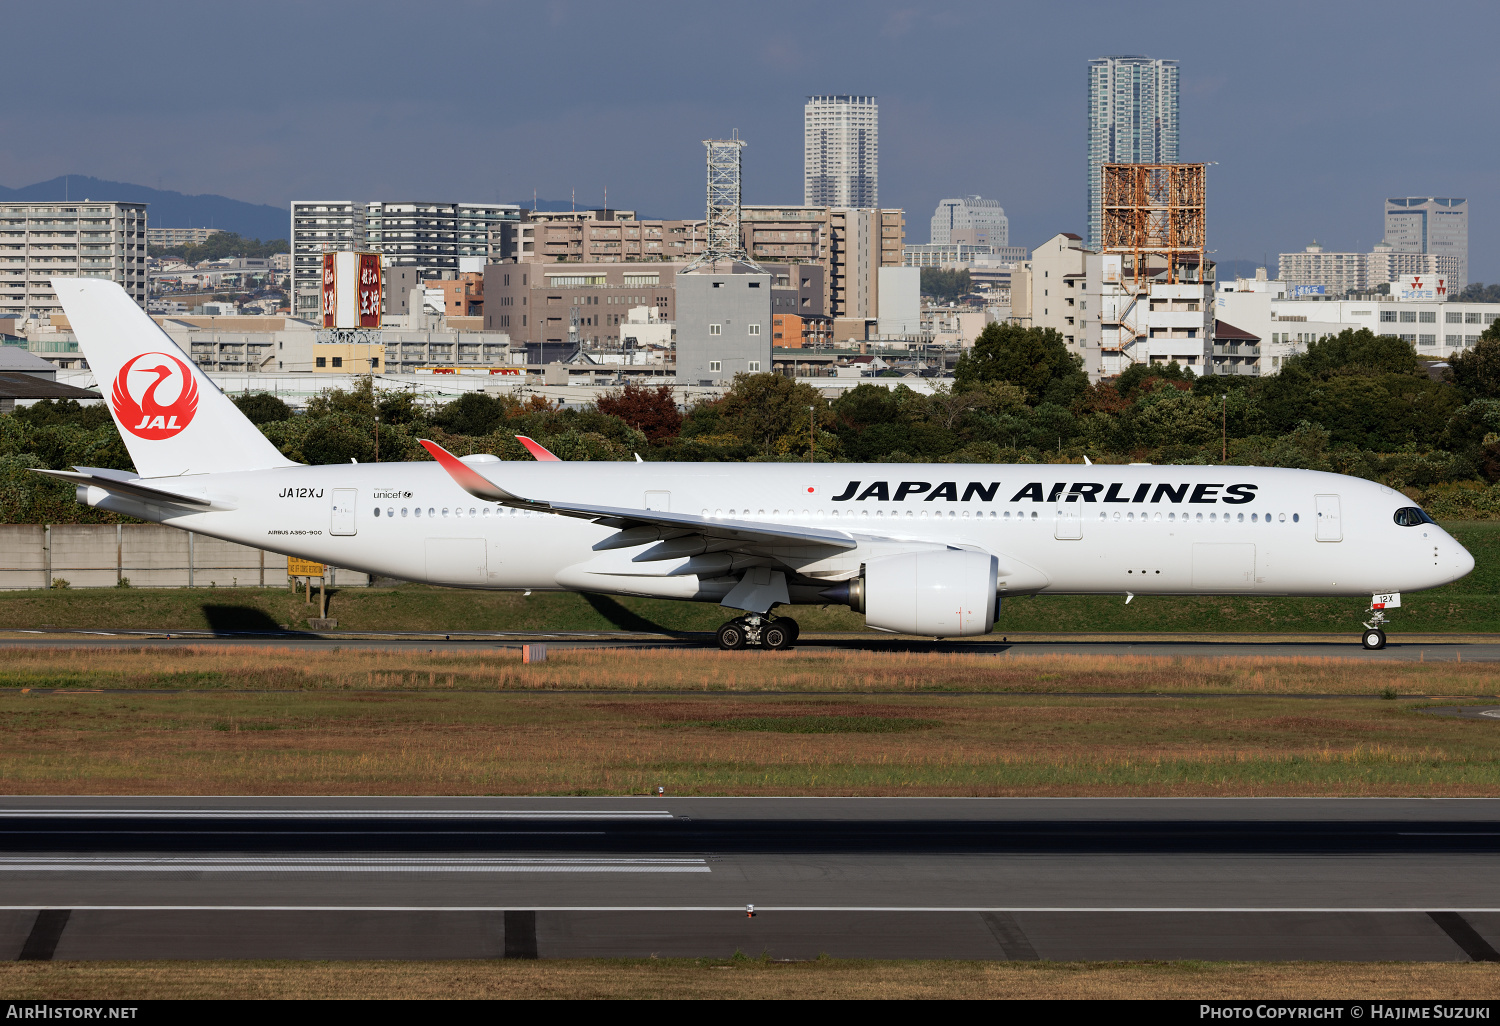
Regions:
[[321, 253, 336, 328], [358, 253, 382, 328]]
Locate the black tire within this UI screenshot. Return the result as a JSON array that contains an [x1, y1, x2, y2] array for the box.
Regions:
[[763, 625, 792, 650], [717, 622, 748, 650], [1362, 629, 1386, 650], [777, 617, 800, 643]]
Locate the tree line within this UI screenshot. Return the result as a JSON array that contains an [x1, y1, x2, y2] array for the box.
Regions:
[[154, 232, 289, 264], [3, 322, 1499, 524]]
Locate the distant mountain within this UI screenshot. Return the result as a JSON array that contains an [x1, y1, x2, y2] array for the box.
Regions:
[[0, 176, 288, 241]]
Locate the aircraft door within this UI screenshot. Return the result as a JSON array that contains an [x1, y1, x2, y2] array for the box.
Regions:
[[1314, 494, 1342, 542], [1054, 507, 1083, 540], [330, 488, 358, 536], [645, 491, 670, 511]]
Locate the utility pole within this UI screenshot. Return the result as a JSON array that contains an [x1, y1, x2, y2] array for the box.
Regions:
[[1221, 395, 1227, 463], [809, 405, 815, 464], [374, 413, 380, 463]]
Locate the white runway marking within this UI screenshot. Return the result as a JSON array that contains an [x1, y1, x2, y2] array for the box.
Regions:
[[0, 855, 709, 874], [0, 905, 1494, 913], [0, 809, 673, 820]]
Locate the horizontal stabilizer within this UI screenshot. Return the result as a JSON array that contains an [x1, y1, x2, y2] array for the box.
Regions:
[[31, 466, 232, 511]]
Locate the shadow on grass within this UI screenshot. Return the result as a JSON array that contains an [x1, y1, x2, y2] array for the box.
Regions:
[[199, 604, 301, 636], [581, 594, 699, 637]]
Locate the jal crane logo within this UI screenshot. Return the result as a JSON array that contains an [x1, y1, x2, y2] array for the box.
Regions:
[[111, 352, 200, 440]]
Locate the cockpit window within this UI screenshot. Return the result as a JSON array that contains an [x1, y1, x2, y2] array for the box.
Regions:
[[1393, 507, 1434, 527]]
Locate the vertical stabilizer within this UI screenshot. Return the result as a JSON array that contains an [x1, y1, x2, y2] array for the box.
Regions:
[[52, 277, 295, 477]]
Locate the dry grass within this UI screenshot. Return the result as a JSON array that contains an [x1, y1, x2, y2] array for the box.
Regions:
[[1, 959, 1497, 1000], [3, 644, 1498, 696], [5, 686, 1500, 795]]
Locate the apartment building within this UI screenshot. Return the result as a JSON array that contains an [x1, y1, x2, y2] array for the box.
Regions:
[[145, 226, 222, 248], [0, 201, 148, 320], [1010, 233, 1104, 376], [1278, 241, 1460, 297], [829, 208, 904, 320], [489, 206, 901, 325], [289, 201, 365, 320], [804, 95, 878, 208], [290, 200, 521, 320], [1087, 56, 1179, 250]]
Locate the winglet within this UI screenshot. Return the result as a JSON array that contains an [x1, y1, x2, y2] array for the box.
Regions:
[[516, 435, 561, 462], [419, 439, 522, 502]]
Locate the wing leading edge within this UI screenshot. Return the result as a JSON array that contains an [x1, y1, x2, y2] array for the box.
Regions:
[[418, 439, 857, 554]]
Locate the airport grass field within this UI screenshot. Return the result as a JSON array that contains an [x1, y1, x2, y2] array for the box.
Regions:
[[0, 521, 1495, 636], [2, 958, 1497, 1000], [1, 646, 1499, 795]]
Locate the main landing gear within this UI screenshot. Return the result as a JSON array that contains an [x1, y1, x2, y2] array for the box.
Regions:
[[716, 614, 800, 651], [1361, 605, 1390, 650]]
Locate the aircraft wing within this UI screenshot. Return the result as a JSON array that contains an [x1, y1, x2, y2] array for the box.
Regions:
[[420, 439, 856, 554], [30, 466, 233, 511]]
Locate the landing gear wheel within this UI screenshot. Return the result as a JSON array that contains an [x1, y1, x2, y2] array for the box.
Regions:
[[763, 624, 793, 650], [776, 618, 800, 643], [717, 621, 749, 651], [1362, 628, 1387, 651]]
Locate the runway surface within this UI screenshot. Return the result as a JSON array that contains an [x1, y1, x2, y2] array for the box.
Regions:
[[4, 797, 1500, 961], [3, 631, 1499, 662]]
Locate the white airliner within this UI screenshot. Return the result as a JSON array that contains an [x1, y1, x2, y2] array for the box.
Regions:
[[40, 279, 1474, 650]]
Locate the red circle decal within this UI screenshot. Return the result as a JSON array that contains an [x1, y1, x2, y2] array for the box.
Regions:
[[112, 352, 200, 440]]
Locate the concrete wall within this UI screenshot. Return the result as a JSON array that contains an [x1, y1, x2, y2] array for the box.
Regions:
[[0, 524, 369, 590]]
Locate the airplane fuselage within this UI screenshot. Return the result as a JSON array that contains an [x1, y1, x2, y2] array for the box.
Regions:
[[87, 460, 1472, 604]]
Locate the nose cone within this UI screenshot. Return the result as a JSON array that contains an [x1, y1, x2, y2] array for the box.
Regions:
[[1454, 541, 1476, 584]]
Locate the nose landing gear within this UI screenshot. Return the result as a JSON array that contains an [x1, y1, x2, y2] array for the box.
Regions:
[[1361, 605, 1390, 650], [715, 614, 800, 651]]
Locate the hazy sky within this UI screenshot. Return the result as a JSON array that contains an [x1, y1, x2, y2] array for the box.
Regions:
[[4, 0, 1495, 279]]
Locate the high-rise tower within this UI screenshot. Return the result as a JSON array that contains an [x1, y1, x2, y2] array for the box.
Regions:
[[1385, 197, 1468, 287], [1087, 56, 1179, 250], [804, 95, 878, 209]]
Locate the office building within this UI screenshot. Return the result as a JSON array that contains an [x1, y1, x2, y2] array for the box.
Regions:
[[0, 201, 148, 320], [1385, 197, 1467, 287], [483, 262, 682, 351], [676, 270, 771, 386], [145, 226, 222, 248], [930, 196, 1008, 246], [290, 200, 521, 320], [1215, 272, 1500, 374], [804, 95, 879, 208], [1086, 56, 1179, 250]]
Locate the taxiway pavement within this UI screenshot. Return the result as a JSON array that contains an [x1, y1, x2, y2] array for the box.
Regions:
[[2, 631, 1498, 662]]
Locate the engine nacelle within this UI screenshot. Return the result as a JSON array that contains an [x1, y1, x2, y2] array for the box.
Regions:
[[855, 549, 999, 637]]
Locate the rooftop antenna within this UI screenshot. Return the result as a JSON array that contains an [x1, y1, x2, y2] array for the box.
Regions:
[[682, 129, 764, 274]]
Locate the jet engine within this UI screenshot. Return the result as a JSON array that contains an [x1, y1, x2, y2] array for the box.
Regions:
[[830, 549, 999, 637]]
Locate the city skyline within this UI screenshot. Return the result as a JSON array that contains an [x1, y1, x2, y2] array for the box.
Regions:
[[1, 1, 1495, 280]]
